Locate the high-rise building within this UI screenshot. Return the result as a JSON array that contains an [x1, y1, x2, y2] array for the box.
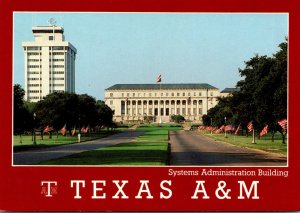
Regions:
[[22, 24, 77, 102]]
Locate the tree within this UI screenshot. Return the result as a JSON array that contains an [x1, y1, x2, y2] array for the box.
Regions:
[[96, 100, 114, 128], [13, 84, 32, 135], [34, 92, 79, 132], [171, 115, 185, 123], [33, 93, 114, 134], [206, 40, 287, 143]]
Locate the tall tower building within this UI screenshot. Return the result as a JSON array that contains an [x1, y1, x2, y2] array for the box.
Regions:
[[22, 23, 77, 102]]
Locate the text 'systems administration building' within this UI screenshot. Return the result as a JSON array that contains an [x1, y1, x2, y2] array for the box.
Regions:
[[105, 83, 222, 123], [22, 23, 77, 102]]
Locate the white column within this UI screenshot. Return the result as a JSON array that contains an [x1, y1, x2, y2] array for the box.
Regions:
[[125, 101, 127, 116], [147, 100, 149, 116], [141, 100, 144, 116], [136, 100, 138, 116], [152, 101, 154, 116], [158, 100, 160, 116], [196, 99, 199, 115], [180, 100, 182, 115], [185, 100, 188, 116]]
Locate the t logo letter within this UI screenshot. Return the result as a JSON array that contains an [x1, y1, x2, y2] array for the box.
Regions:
[[41, 181, 58, 197]]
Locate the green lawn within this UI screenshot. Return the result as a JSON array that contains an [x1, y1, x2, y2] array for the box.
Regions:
[[136, 124, 181, 141], [13, 131, 117, 152], [38, 142, 170, 165], [200, 131, 287, 155]]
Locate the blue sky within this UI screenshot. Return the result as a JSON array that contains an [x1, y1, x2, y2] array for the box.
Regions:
[[13, 13, 288, 100]]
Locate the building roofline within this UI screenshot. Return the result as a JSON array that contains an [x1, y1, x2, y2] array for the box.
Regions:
[[220, 87, 240, 93], [105, 83, 218, 91]]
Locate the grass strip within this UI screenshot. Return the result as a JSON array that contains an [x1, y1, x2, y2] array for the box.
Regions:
[[38, 142, 170, 166], [136, 125, 181, 141], [200, 131, 287, 155], [13, 131, 117, 152]]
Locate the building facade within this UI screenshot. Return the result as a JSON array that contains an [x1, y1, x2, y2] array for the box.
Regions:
[[22, 25, 77, 102], [105, 83, 220, 123], [220, 88, 240, 97]]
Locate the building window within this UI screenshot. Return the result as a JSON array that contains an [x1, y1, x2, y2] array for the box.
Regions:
[[110, 93, 113, 97], [110, 100, 113, 105], [53, 46, 65, 50], [177, 93, 180, 96], [27, 52, 39, 56], [27, 46, 40, 51], [49, 36, 54, 40], [121, 93, 124, 97], [132, 93, 135, 97], [182, 92, 185, 97], [171, 93, 174, 97], [199, 92, 202, 96], [210, 92, 213, 96]]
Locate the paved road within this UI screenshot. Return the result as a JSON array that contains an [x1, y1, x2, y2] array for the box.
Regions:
[[169, 130, 287, 166], [13, 131, 144, 165]]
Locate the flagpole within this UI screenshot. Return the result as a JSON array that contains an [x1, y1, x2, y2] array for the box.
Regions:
[[159, 80, 162, 125], [252, 128, 256, 144]]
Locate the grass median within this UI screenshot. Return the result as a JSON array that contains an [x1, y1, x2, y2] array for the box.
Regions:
[[136, 124, 181, 141], [37, 124, 181, 165], [200, 131, 287, 155], [38, 142, 170, 165]]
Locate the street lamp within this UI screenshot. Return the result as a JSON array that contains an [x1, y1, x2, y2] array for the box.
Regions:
[[33, 113, 36, 145], [224, 116, 227, 138]]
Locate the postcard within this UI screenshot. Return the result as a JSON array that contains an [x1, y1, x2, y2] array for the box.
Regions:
[[0, 0, 299, 211]]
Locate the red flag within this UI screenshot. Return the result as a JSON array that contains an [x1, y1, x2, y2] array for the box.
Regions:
[[71, 127, 76, 136], [247, 121, 253, 132], [156, 74, 161, 83], [225, 125, 233, 131], [43, 125, 50, 134], [234, 123, 241, 135], [278, 119, 287, 132], [259, 125, 269, 137], [215, 125, 225, 133], [85, 126, 90, 133], [61, 124, 67, 136]]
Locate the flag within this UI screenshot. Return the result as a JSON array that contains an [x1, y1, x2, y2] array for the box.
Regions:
[[234, 123, 241, 135], [215, 125, 225, 133], [247, 121, 253, 132], [278, 119, 287, 132], [259, 124, 269, 137], [85, 125, 90, 133], [61, 123, 67, 136], [156, 74, 162, 83], [43, 125, 50, 134], [71, 126, 76, 136], [225, 125, 234, 131]]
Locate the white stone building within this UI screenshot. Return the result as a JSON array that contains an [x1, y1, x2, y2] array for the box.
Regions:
[[104, 83, 220, 123], [22, 25, 77, 102]]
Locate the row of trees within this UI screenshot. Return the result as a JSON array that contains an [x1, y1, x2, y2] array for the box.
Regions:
[[13, 85, 114, 135], [202, 40, 287, 143]]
